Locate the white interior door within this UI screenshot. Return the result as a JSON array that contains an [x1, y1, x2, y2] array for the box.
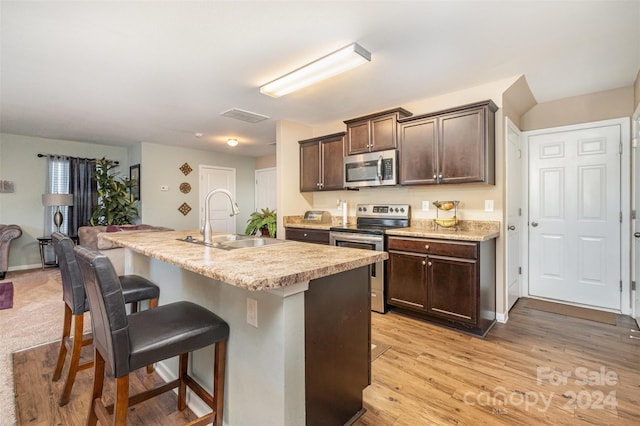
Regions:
[[255, 167, 277, 212], [528, 124, 621, 310], [506, 119, 523, 311], [632, 115, 640, 326], [199, 165, 237, 234]]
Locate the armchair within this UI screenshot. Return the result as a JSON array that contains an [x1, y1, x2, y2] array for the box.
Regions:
[[0, 224, 22, 279]]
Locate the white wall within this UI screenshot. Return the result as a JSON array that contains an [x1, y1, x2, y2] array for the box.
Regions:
[[139, 142, 256, 232]]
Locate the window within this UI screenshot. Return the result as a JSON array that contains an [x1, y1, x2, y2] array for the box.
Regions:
[[45, 157, 71, 235]]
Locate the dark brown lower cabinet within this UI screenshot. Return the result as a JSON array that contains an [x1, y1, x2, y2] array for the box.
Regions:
[[386, 236, 496, 337]]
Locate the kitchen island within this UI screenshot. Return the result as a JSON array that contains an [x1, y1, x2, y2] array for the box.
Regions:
[[100, 230, 387, 426]]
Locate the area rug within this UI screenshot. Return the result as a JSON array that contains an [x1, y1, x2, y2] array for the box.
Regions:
[[371, 341, 391, 360], [0, 282, 13, 310], [522, 298, 617, 325]]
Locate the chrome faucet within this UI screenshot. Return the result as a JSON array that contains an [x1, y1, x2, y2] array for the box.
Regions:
[[202, 188, 240, 244]]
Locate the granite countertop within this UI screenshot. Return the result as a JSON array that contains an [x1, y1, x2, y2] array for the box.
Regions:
[[385, 219, 500, 242], [101, 230, 387, 291], [283, 215, 500, 241], [283, 215, 348, 230]]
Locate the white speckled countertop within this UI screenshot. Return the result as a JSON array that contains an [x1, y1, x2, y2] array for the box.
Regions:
[[101, 230, 387, 291], [283, 216, 500, 242], [385, 219, 500, 242]]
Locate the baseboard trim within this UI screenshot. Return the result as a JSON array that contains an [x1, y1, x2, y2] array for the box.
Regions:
[[8, 264, 42, 272]]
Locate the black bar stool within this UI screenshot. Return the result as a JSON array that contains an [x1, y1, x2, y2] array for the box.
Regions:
[[74, 245, 229, 426], [51, 232, 160, 406]]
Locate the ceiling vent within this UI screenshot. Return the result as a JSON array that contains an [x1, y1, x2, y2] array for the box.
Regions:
[[220, 108, 270, 124]]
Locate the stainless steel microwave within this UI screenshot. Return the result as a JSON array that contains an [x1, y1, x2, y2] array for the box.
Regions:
[[344, 149, 398, 188]]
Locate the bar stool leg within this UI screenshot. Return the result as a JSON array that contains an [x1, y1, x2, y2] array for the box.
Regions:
[[58, 312, 86, 406], [178, 353, 189, 411], [87, 349, 105, 426], [114, 375, 130, 425], [52, 305, 72, 382], [213, 339, 227, 426]]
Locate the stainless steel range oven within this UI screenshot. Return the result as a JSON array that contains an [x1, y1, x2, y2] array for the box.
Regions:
[[330, 204, 410, 313]]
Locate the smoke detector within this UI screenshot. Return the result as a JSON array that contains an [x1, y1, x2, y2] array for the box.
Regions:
[[220, 108, 269, 124]]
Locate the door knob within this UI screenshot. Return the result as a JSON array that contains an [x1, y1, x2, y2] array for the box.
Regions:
[[531, 222, 539, 227], [508, 225, 516, 231], [635, 232, 640, 238]]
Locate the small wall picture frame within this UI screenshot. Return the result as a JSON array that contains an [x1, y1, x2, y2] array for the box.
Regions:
[[130, 164, 141, 201]]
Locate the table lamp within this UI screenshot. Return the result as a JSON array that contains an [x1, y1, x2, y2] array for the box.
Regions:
[[42, 193, 74, 233]]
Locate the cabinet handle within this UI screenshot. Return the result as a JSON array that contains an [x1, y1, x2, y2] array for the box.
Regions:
[[425, 244, 430, 250], [635, 232, 640, 238], [508, 225, 516, 231], [303, 233, 307, 237], [433, 174, 437, 180], [422, 260, 426, 265], [531, 221, 539, 227], [427, 261, 433, 267]]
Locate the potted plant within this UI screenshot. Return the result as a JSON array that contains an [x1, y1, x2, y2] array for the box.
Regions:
[[245, 208, 277, 238], [90, 158, 139, 225]]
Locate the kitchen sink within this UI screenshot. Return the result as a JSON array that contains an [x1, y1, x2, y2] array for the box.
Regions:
[[221, 237, 284, 249], [178, 234, 286, 250]]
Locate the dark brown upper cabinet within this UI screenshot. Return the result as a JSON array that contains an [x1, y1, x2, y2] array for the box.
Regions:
[[398, 100, 497, 185], [344, 108, 412, 155], [299, 132, 346, 192]]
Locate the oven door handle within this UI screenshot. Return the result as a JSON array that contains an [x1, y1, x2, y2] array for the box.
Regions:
[[330, 232, 384, 244]]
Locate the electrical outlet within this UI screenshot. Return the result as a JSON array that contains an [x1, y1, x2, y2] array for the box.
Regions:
[[160, 185, 169, 191], [246, 297, 258, 327], [484, 200, 494, 212], [422, 200, 430, 211]]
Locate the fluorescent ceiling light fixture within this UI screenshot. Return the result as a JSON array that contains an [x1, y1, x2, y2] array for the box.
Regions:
[[227, 138, 239, 147], [260, 43, 371, 98]]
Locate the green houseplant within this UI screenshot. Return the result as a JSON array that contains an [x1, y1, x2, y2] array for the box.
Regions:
[[90, 158, 139, 225], [245, 208, 277, 238]]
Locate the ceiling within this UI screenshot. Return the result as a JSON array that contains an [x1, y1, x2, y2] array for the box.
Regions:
[[1, 1, 639, 158]]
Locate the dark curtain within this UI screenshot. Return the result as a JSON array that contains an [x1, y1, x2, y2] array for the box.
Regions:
[[68, 157, 97, 234]]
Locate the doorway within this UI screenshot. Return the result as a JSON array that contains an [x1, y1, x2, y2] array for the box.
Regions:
[[199, 165, 237, 234], [524, 119, 630, 312]]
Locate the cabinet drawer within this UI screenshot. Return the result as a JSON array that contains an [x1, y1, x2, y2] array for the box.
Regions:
[[387, 237, 477, 259], [285, 228, 330, 245]]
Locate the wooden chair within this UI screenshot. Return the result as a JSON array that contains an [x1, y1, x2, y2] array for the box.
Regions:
[[74, 245, 228, 426], [51, 232, 160, 406]]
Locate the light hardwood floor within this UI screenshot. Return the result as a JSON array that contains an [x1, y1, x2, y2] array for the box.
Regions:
[[13, 299, 640, 425], [356, 302, 640, 425]]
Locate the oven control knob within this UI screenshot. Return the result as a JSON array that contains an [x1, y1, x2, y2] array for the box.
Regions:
[[400, 208, 405, 213]]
